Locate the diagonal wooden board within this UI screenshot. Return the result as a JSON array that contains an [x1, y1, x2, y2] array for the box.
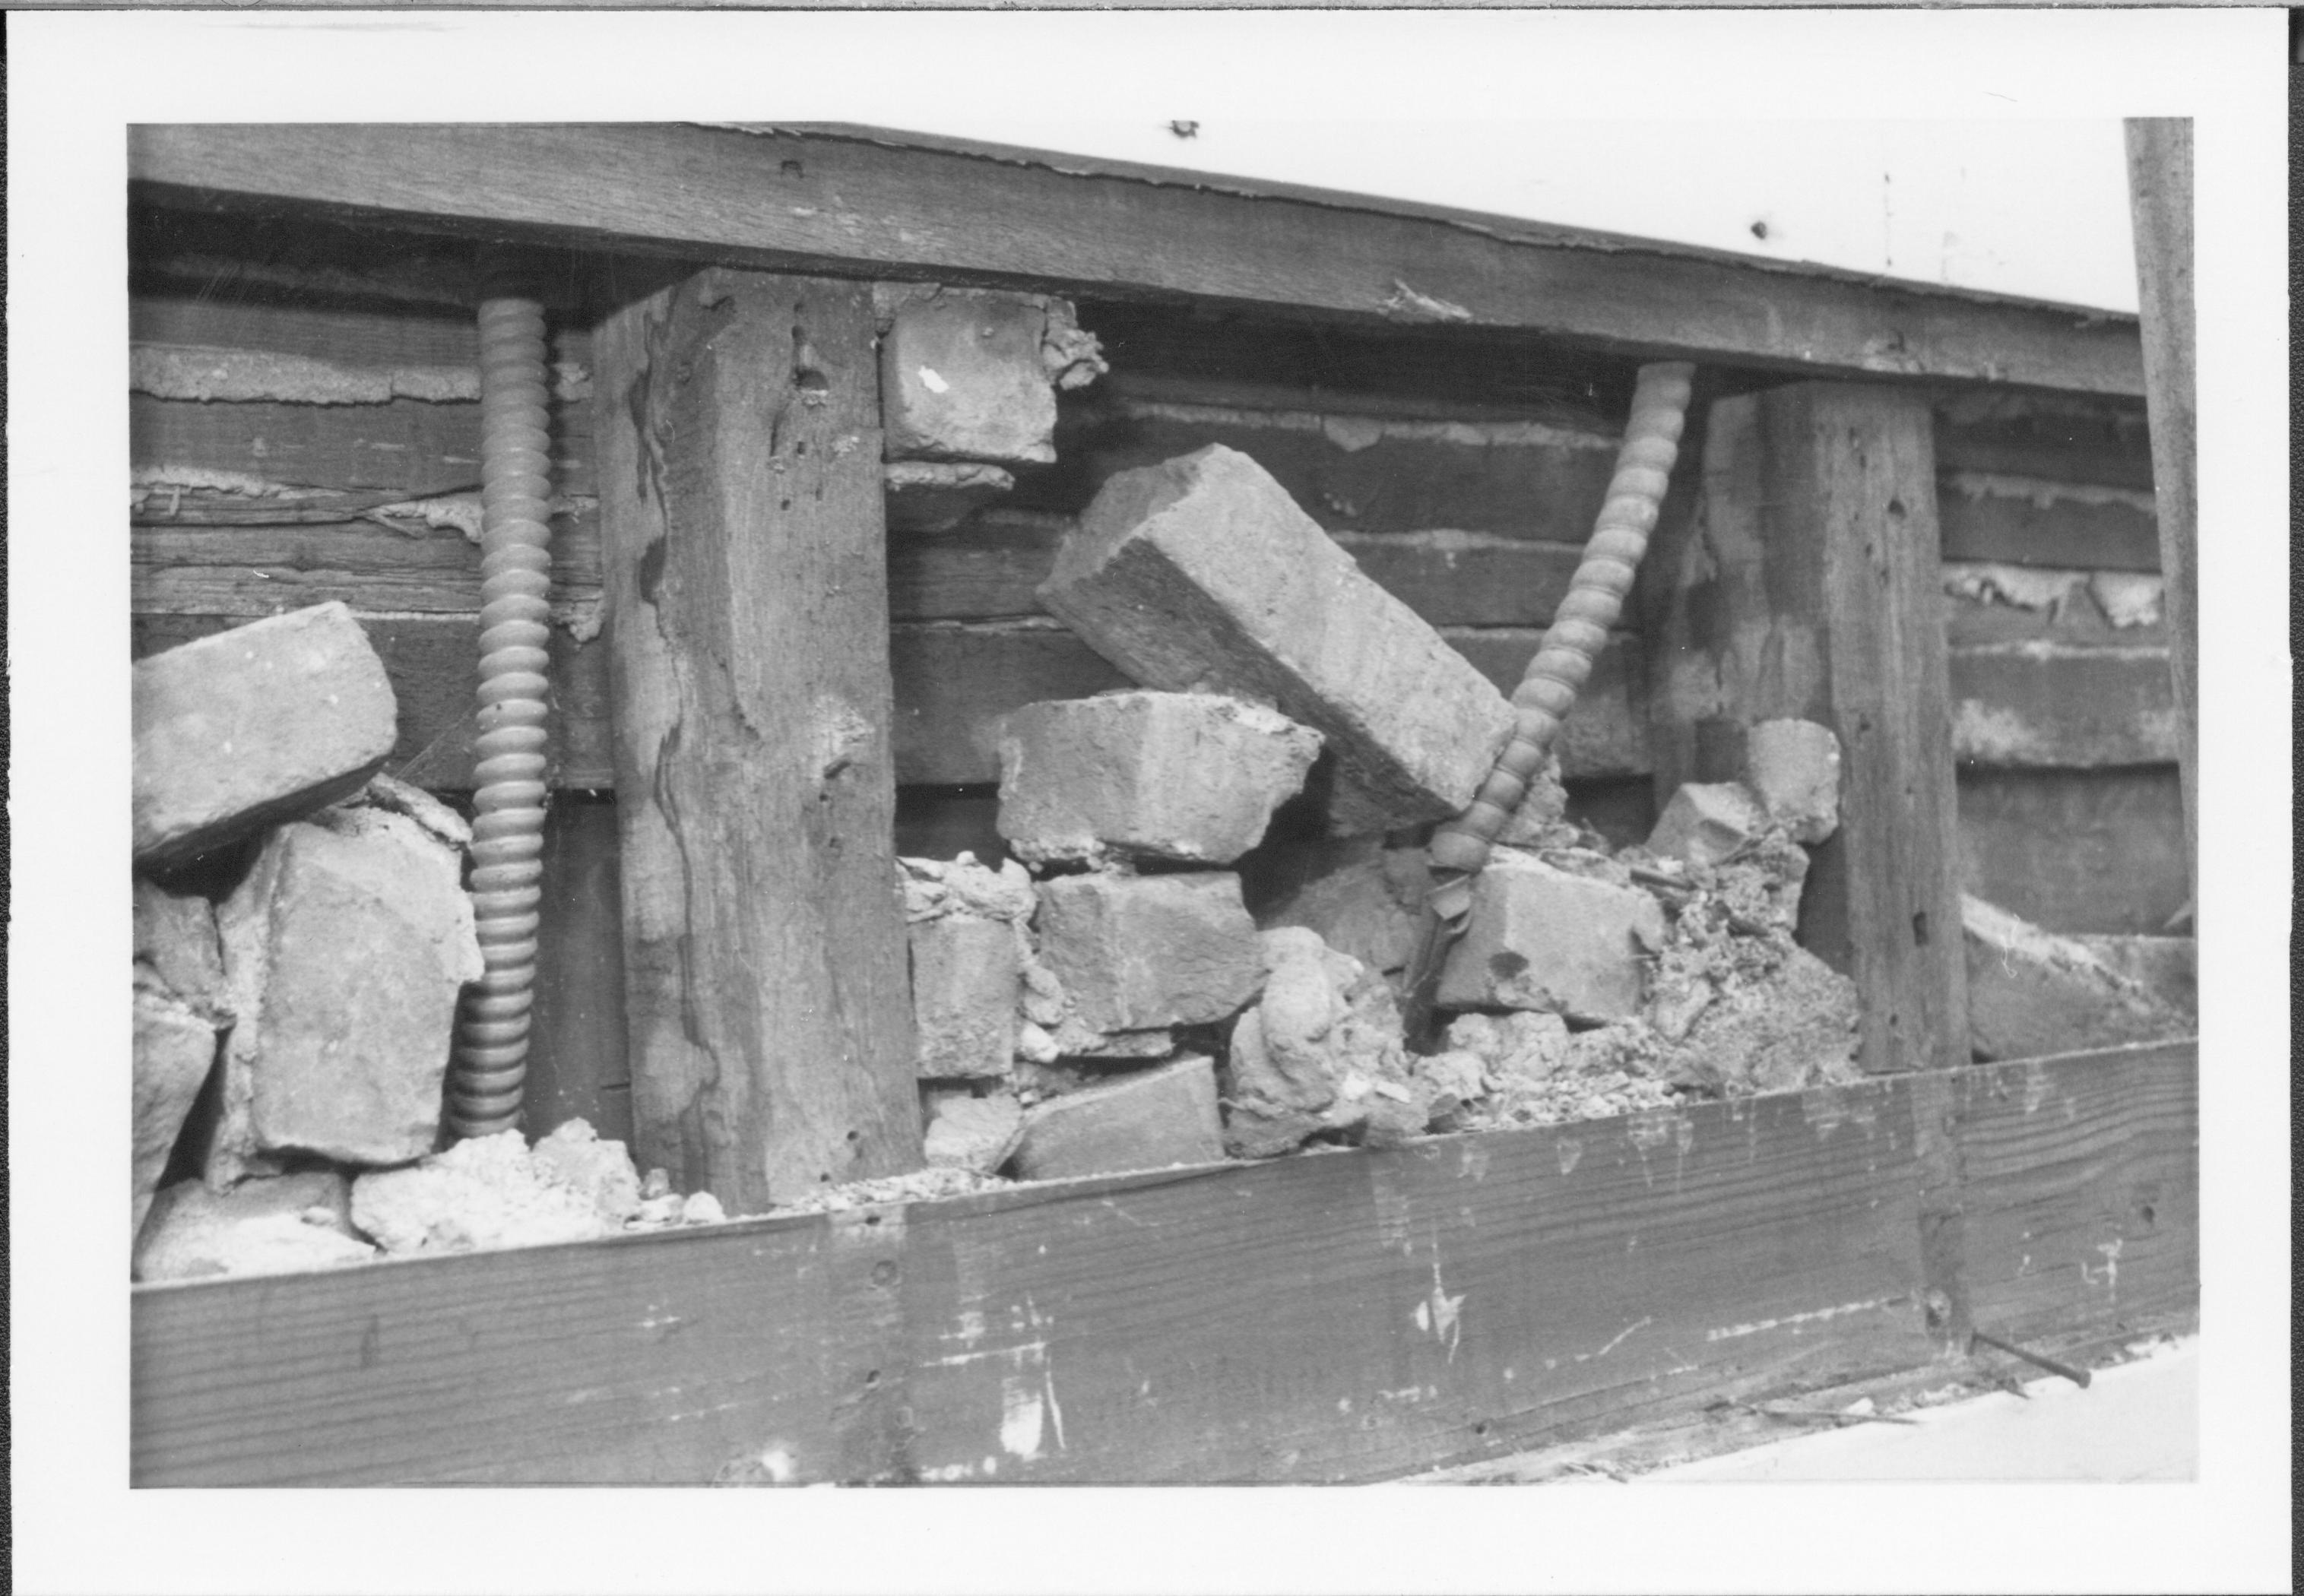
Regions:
[[130, 1040, 2193, 1485]]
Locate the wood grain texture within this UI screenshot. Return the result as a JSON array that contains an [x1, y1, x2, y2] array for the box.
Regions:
[[1947, 644, 2178, 768], [128, 123, 2145, 395], [525, 798, 632, 1146], [1650, 388, 1969, 1075], [128, 1042, 2195, 1486], [1935, 471, 2161, 572], [2124, 119, 2198, 897], [595, 268, 921, 1209], [1957, 767, 2189, 936], [1949, 1042, 2197, 1350]]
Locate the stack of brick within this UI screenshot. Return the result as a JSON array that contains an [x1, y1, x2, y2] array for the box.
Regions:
[[130, 603, 496, 1281]]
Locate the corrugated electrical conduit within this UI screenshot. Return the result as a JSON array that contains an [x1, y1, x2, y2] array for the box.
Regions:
[[448, 269, 555, 1138], [1400, 360, 1697, 1046]]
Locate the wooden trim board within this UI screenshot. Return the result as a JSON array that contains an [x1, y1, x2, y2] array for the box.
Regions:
[[130, 1040, 2195, 1486], [128, 123, 2144, 396]]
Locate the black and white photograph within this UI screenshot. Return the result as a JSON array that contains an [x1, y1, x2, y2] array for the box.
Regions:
[[8, 8, 2289, 1595]]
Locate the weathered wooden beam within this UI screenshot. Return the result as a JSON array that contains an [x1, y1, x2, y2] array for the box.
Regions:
[[127, 1042, 2195, 1486], [1647, 386, 1970, 1075], [593, 268, 921, 1211], [2124, 119, 2199, 901], [127, 123, 2145, 396]]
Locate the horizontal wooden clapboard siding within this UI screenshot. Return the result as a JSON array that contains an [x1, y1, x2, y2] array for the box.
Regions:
[[129, 122, 2144, 397], [1957, 767, 2190, 936], [129, 1041, 2195, 1487], [128, 604, 2178, 790]]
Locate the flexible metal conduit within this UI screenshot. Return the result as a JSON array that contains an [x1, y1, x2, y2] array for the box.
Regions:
[[448, 273, 554, 1138], [1400, 361, 1695, 1042]]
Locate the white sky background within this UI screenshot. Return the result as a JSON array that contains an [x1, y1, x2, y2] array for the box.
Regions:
[[6, 10, 2289, 1596], [898, 117, 2141, 311]]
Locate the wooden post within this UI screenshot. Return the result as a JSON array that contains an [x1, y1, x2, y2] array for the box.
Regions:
[[594, 268, 922, 1210], [2124, 119, 2198, 909], [1646, 384, 1969, 1075]]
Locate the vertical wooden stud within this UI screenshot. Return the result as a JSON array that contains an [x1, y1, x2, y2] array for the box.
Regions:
[[594, 268, 922, 1210], [1647, 383, 1969, 1075], [2125, 118, 2198, 907]]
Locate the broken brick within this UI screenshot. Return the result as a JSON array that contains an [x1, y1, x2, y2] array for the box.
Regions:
[[997, 692, 1321, 867], [909, 914, 1021, 1079], [1034, 870, 1262, 1034], [1743, 719, 1842, 844], [1037, 444, 1516, 834], [922, 1088, 1027, 1173], [879, 288, 1101, 466], [1437, 851, 1665, 1022], [206, 804, 483, 1184], [133, 602, 398, 869], [1010, 1055, 1225, 1180]]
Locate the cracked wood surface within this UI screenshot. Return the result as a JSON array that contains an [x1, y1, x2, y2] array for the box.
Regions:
[[128, 1041, 2194, 1485], [594, 268, 921, 1211]]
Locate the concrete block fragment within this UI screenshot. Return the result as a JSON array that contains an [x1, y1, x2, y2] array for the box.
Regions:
[[1011, 1056, 1225, 1180], [206, 806, 483, 1183], [1038, 444, 1516, 834], [1034, 871, 1262, 1033], [909, 914, 1020, 1078], [1963, 895, 2192, 1062], [526, 1119, 645, 1226], [350, 1129, 614, 1256], [1744, 719, 1842, 844], [1437, 852, 1665, 1022], [133, 602, 398, 869], [879, 288, 1103, 466], [922, 1089, 1027, 1173], [133, 988, 218, 1243], [1646, 781, 1771, 869], [1222, 927, 1415, 1157], [997, 692, 1322, 867], [134, 1171, 376, 1282]]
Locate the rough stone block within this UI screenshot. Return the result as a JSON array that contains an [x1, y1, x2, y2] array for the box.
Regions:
[[1645, 781, 1770, 869], [1038, 444, 1516, 834], [1222, 927, 1415, 1157], [1011, 1056, 1225, 1180], [1437, 852, 1665, 1022], [1034, 871, 1262, 1033], [997, 692, 1321, 867], [135, 878, 227, 1007], [134, 1171, 376, 1282], [133, 989, 218, 1243], [1963, 895, 2191, 1062], [207, 803, 483, 1184], [133, 602, 398, 869], [1744, 719, 1842, 844], [922, 1088, 1027, 1173], [879, 288, 1102, 466], [909, 914, 1020, 1078]]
